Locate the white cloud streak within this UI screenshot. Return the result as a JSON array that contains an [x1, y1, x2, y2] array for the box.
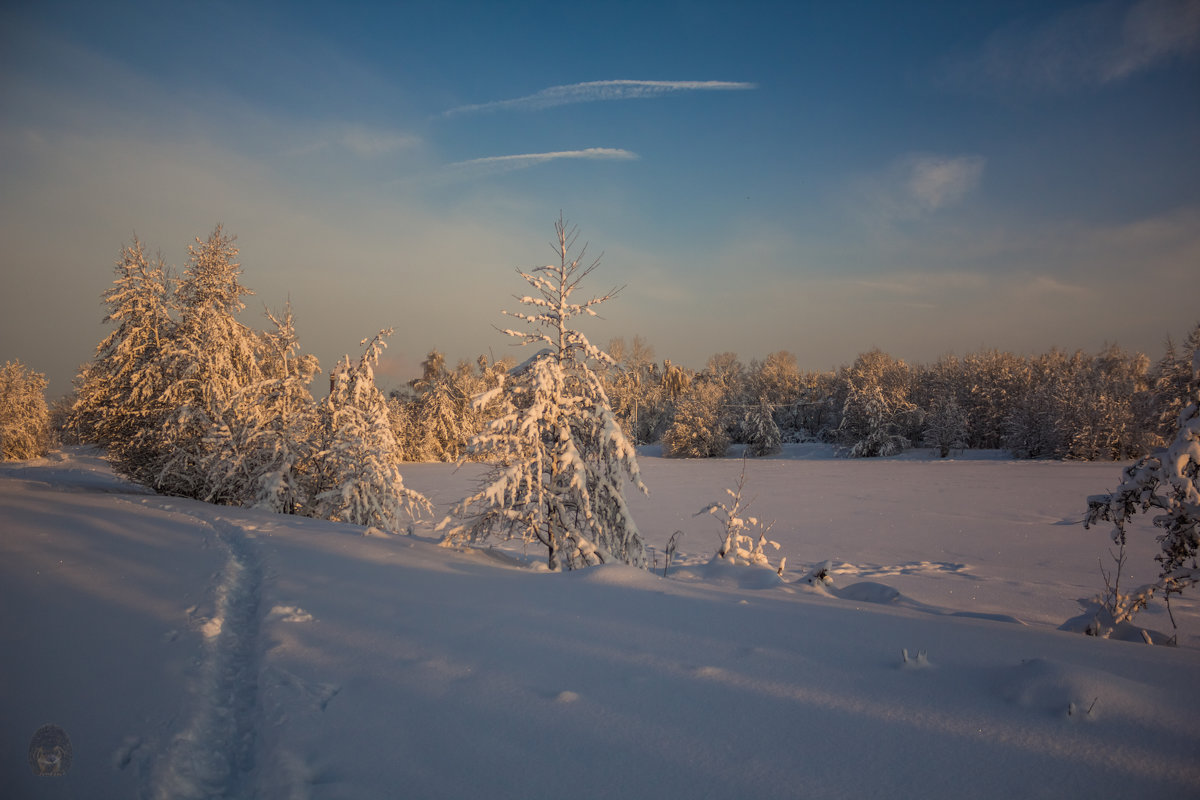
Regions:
[[443, 79, 757, 116], [446, 147, 638, 177], [962, 0, 1200, 92]]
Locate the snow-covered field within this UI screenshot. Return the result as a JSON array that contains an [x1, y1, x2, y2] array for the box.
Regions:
[[3, 446, 1199, 799]]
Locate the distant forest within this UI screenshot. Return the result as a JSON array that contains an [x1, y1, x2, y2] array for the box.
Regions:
[[395, 328, 1200, 463]]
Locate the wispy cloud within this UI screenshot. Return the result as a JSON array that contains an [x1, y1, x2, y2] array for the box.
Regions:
[[906, 155, 987, 212], [954, 0, 1200, 92], [848, 153, 987, 227], [445, 147, 638, 178], [443, 79, 756, 116]]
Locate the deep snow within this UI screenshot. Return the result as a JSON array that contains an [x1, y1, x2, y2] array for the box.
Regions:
[[2, 446, 1198, 799]]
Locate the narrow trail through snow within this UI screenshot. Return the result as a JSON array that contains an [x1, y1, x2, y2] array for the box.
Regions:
[[150, 517, 264, 800]]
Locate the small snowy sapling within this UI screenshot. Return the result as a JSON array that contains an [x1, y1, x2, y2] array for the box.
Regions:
[[697, 458, 785, 575], [440, 217, 648, 571]]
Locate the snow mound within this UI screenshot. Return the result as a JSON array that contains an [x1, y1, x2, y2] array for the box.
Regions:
[[994, 658, 1159, 720], [1059, 601, 1174, 645], [834, 581, 902, 604], [563, 562, 664, 588], [699, 557, 784, 589]]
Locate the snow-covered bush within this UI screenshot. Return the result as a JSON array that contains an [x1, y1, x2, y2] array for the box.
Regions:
[[697, 460, 785, 575], [441, 218, 647, 571], [0, 360, 51, 460], [1083, 347, 1200, 641]]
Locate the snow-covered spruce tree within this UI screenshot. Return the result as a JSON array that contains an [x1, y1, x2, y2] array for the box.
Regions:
[[411, 350, 471, 462], [311, 330, 431, 531], [742, 395, 782, 457], [441, 218, 647, 571], [0, 360, 51, 460], [122, 226, 265, 500], [68, 237, 175, 453], [1083, 347, 1200, 639]]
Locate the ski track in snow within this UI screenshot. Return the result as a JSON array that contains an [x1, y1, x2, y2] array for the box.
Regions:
[[150, 516, 263, 800]]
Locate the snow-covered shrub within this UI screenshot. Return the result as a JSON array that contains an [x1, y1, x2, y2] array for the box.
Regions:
[[663, 380, 730, 458], [697, 460, 785, 575], [441, 217, 647, 571], [1083, 347, 1200, 641], [0, 360, 51, 460]]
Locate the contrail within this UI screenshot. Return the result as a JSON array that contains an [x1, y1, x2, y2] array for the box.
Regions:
[[444, 79, 756, 116], [446, 147, 638, 177]]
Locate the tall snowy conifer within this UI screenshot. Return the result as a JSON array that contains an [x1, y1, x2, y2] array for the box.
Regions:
[[311, 330, 431, 530], [69, 237, 175, 454], [441, 217, 647, 570], [412, 350, 470, 462], [129, 226, 263, 499]]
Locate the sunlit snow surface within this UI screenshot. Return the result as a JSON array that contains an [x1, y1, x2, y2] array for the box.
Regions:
[[2, 446, 1198, 799]]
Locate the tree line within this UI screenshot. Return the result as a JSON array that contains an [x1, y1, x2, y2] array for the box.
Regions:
[[397, 330, 1200, 463]]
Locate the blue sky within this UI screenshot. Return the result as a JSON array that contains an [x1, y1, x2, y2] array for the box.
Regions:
[[2, 0, 1198, 396]]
